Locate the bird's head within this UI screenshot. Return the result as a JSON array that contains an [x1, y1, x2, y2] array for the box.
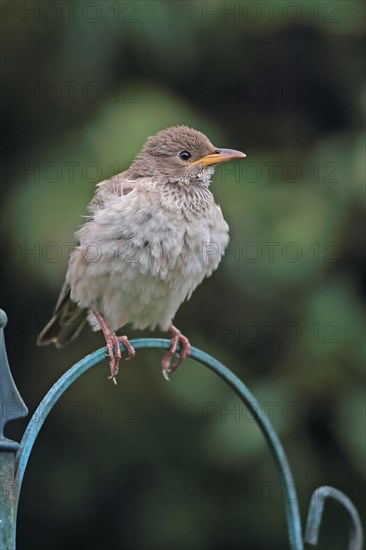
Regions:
[[128, 125, 246, 186]]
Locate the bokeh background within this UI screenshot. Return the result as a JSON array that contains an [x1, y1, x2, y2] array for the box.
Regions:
[[1, 1, 365, 549]]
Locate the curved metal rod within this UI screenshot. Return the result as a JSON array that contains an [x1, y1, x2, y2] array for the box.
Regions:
[[15, 339, 304, 550], [305, 485, 363, 550]]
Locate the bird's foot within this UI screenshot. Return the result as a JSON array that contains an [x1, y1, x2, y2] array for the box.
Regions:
[[105, 334, 136, 384], [93, 309, 135, 384], [161, 325, 191, 381], [105, 333, 121, 384]]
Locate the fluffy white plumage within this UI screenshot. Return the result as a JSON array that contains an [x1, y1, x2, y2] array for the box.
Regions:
[[67, 172, 229, 332]]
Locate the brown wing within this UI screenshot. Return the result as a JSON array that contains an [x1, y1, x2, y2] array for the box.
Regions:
[[36, 280, 88, 348], [90, 171, 137, 208]]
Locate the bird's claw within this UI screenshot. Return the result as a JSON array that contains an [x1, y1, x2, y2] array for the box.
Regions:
[[105, 334, 135, 384], [161, 327, 191, 381], [119, 335, 136, 361]]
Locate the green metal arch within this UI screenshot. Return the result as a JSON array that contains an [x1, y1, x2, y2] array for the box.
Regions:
[[15, 339, 304, 549]]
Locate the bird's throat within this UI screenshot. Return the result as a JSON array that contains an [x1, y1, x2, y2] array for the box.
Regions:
[[160, 181, 214, 216]]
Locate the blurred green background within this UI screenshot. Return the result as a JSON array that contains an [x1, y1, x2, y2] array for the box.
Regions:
[[1, 1, 365, 549]]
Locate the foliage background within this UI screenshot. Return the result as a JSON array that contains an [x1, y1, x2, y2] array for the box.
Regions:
[[1, 1, 365, 549]]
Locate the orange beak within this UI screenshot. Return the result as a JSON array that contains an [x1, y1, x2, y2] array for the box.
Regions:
[[189, 148, 246, 167]]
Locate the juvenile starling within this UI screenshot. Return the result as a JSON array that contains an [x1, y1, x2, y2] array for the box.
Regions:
[[37, 126, 246, 382]]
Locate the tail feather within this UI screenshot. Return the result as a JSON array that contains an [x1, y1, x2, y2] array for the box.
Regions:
[[37, 282, 88, 348]]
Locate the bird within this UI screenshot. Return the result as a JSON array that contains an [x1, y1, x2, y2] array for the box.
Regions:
[[37, 125, 246, 383]]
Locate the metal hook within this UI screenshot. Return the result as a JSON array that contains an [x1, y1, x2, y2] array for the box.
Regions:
[[304, 485, 363, 550]]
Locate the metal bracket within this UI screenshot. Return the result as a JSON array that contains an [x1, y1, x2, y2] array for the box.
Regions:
[[0, 309, 363, 550], [0, 310, 28, 452]]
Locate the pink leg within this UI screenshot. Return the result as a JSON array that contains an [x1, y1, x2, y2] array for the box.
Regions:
[[161, 325, 191, 381], [93, 310, 135, 384]]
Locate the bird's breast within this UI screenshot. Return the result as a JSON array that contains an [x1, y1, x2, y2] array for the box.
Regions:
[[137, 203, 229, 281], [68, 194, 229, 327]]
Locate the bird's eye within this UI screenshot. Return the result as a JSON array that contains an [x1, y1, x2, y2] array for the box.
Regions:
[[178, 150, 192, 161]]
